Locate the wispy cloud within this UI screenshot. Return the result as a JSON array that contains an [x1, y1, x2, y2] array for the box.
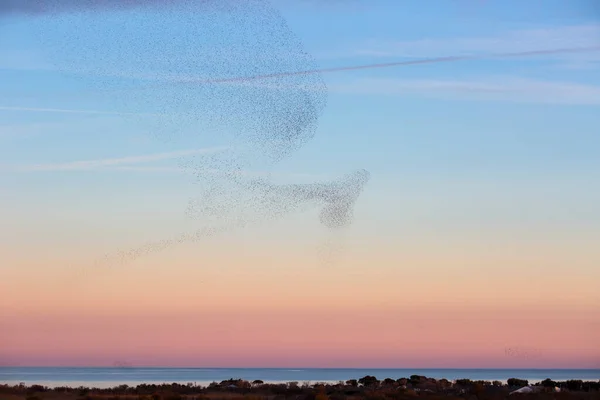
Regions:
[[208, 73, 600, 105], [96, 166, 186, 173], [0, 106, 162, 117], [9, 147, 227, 172], [95, 165, 327, 180], [329, 76, 600, 105], [356, 24, 600, 57], [353, 24, 600, 67], [2, 155, 326, 181]]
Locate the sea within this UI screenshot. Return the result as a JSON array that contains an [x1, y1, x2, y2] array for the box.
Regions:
[[1, 368, 598, 389]]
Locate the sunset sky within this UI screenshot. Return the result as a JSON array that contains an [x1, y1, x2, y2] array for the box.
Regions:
[[0, 0, 599, 368]]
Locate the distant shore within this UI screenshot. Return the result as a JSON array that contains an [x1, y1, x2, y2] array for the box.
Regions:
[[2, 375, 599, 400], [2, 367, 599, 390]]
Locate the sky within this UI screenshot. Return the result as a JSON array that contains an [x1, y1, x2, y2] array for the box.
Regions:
[[0, 0, 599, 368]]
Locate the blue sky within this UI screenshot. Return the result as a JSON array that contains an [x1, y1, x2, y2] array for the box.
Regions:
[[1, 0, 599, 256]]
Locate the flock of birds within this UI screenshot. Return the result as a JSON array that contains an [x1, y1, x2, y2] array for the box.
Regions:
[[4, 0, 371, 272], [3, 1, 596, 274]]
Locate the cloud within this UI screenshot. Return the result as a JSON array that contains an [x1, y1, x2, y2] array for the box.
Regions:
[[353, 24, 600, 67], [83, 165, 328, 180], [9, 147, 227, 172], [94, 166, 186, 173], [328, 76, 600, 105], [2, 148, 325, 180], [0, 105, 162, 116], [356, 24, 600, 57]]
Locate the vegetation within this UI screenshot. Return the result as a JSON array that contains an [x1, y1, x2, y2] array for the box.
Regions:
[[1, 376, 599, 400]]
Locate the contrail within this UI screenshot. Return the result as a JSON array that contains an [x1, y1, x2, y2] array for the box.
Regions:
[[6, 46, 597, 114], [121, 45, 600, 91]]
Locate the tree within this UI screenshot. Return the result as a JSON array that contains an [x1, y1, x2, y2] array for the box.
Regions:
[[455, 379, 474, 388], [409, 375, 426, 386], [437, 379, 452, 390], [358, 376, 379, 387], [566, 380, 583, 391], [541, 379, 557, 388], [507, 378, 528, 387]]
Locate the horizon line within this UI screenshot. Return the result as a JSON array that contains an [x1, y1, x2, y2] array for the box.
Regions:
[[1, 366, 597, 370]]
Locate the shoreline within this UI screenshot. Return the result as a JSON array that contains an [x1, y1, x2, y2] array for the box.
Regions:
[[1, 376, 599, 400], [2, 378, 599, 390], [2, 367, 599, 390], [2, 375, 599, 389]]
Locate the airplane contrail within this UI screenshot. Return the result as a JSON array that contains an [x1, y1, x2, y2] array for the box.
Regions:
[[120, 45, 600, 91], [6, 46, 598, 104]]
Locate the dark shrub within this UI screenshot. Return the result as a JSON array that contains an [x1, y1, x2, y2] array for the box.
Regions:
[[507, 379, 529, 387], [359, 376, 380, 387]]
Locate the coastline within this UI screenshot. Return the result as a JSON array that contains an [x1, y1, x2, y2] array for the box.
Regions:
[[2, 367, 599, 389], [1, 378, 599, 390], [2, 375, 600, 400]]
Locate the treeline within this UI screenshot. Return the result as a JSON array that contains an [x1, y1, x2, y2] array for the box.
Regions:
[[1, 375, 599, 400]]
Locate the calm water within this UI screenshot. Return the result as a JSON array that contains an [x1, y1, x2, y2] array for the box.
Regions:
[[1, 368, 598, 388]]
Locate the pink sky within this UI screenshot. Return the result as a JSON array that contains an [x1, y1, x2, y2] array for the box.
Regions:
[[1, 233, 599, 368]]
